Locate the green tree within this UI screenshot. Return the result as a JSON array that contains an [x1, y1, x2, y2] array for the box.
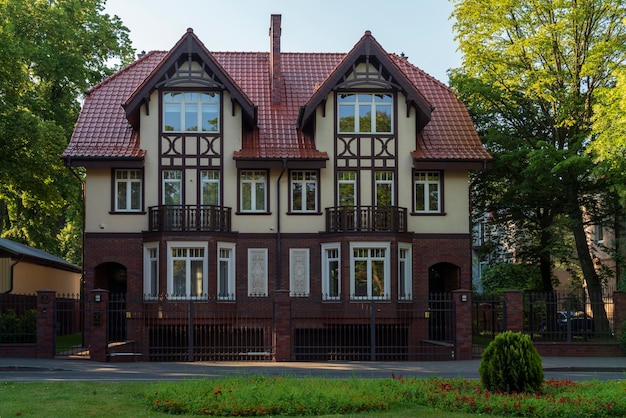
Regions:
[[591, 66, 626, 290], [0, 0, 134, 264], [481, 262, 543, 294], [451, 0, 626, 330]]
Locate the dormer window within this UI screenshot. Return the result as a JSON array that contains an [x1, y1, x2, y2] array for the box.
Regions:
[[163, 91, 220, 132], [338, 93, 392, 134]]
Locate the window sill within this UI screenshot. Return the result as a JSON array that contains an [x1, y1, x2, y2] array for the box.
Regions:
[[410, 212, 446, 216], [287, 211, 323, 216], [109, 211, 146, 215], [235, 211, 272, 215]]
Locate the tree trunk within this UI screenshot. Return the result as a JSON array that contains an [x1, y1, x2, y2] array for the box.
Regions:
[[570, 206, 611, 334]]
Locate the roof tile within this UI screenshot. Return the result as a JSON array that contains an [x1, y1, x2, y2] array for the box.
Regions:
[[64, 42, 490, 163]]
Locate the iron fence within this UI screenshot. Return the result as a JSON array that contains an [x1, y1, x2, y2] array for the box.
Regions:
[[55, 293, 86, 357], [291, 294, 454, 361], [524, 288, 615, 343], [106, 293, 454, 362], [0, 293, 37, 344]]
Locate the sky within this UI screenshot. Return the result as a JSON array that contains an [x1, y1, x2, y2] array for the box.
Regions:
[[103, 0, 461, 84]]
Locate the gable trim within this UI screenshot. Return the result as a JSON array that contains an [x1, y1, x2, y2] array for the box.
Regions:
[[123, 29, 256, 129], [298, 31, 433, 131]]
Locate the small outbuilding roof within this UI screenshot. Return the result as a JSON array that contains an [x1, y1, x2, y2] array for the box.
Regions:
[[0, 238, 81, 273]]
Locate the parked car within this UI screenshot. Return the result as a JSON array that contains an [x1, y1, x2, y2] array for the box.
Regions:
[[539, 311, 595, 336]]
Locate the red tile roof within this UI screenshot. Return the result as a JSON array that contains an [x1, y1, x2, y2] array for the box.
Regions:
[[63, 34, 491, 164]]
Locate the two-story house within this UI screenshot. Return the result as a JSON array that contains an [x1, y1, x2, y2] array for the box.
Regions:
[[63, 15, 491, 361]]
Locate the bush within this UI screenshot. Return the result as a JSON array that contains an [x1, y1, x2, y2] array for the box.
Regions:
[[479, 331, 543, 393], [0, 309, 37, 343]]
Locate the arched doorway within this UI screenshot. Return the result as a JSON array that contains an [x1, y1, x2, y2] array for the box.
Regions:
[[93, 262, 127, 342], [428, 262, 460, 342], [429, 262, 460, 294]]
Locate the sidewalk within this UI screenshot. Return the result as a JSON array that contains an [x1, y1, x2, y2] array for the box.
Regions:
[[0, 356, 625, 382]]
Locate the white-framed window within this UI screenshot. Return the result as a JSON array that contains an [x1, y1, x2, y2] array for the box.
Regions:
[[163, 91, 220, 132], [201, 170, 220, 205], [338, 93, 393, 133], [163, 170, 182, 205], [115, 169, 142, 212], [289, 248, 310, 296], [290, 171, 318, 212], [143, 243, 159, 299], [166, 242, 207, 298], [350, 242, 390, 300], [240, 171, 267, 212], [248, 248, 268, 296], [217, 242, 236, 300], [414, 171, 441, 213], [398, 243, 412, 301], [375, 171, 394, 206], [594, 224, 604, 244], [338, 171, 356, 206], [321, 243, 341, 300]]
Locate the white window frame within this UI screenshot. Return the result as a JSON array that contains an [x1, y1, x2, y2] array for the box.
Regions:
[[240, 170, 267, 212], [337, 171, 357, 206], [166, 241, 208, 299], [201, 170, 220, 206], [115, 169, 142, 212], [290, 170, 318, 212], [414, 171, 441, 213], [398, 243, 412, 301], [337, 93, 393, 134], [163, 91, 220, 133], [349, 242, 390, 300], [162, 170, 183, 205], [289, 248, 310, 296], [143, 243, 159, 299], [247, 248, 268, 296], [375, 170, 394, 206], [217, 242, 236, 300], [321, 243, 341, 300]]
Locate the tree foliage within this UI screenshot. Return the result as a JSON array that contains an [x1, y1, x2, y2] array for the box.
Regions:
[[481, 262, 543, 294], [451, 0, 626, 328], [0, 0, 134, 264]]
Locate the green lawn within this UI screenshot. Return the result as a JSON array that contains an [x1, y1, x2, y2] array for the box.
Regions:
[[1, 376, 624, 417]]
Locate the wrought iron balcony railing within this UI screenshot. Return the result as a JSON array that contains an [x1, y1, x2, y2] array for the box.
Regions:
[[325, 206, 407, 233], [148, 205, 231, 232]]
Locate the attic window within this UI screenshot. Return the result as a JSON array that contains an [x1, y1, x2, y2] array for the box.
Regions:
[[338, 93, 392, 134], [163, 91, 220, 133]]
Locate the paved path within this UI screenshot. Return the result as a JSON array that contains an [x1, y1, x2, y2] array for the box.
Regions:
[[0, 357, 625, 382]]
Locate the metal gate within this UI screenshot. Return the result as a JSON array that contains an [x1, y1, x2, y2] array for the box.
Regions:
[[54, 294, 88, 358], [291, 294, 455, 361]]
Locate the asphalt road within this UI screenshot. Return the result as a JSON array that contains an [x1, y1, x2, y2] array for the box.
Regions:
[[0, 357, 625, 382]]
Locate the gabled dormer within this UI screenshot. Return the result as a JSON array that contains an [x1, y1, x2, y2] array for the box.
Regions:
[[123, 28, 256, 131], [298, 31, 433, 134]]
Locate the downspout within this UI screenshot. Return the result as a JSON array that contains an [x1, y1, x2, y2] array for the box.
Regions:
[[276, 159, 287, 290], [5, 257, 23, 294]]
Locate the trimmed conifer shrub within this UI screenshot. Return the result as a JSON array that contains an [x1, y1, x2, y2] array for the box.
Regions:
[[479, 331, 543, 393]]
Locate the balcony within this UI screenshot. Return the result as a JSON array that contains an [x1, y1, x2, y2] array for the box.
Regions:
[[325, 206, 407, 233], [148, 205, 231, 232]]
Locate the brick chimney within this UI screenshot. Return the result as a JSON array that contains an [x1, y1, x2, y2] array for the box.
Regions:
[[270, 14, 282, 105]]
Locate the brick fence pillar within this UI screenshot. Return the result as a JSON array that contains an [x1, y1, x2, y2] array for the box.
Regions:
[[36, 290, 56, 358], [273, 290, 291, 361], [89, 289, 109, 362], [453, 289, 472, 360], [503, 290, 524, 333]]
